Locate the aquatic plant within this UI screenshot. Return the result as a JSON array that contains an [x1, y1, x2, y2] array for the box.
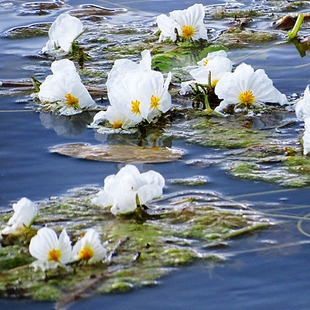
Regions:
[[180, 50, 232, 94], [302, 118, 310, 155], [72, 228, 107, 264], [156, 3, 208, 42], [94, 50, 172, 129], [1, 197, 37, 235], [42, 13, 84, 54], [296, 85, 310, 120], [91, 164, 165, 215], [29, 227, 72, 271], [214, 63, 288, 113], [38, 59, 96, 115]]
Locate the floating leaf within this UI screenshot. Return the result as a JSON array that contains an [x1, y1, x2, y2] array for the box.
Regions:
[[49, 143, 184, 163]]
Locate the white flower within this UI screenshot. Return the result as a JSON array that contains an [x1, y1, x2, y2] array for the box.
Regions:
[[296, 85, 310, 120], [106, 51, 172, 126], [38, 59, 96, 115], [157, 4, 207, 42], [29, 227, 72, 270], [42, 13, 84, 54], [72, 229, 107, 264], [107, 50, 152, 81], [301, 117, 310, 155], [214, 63, 288, 112], [91, 164, 165, 215], [156, 14, 178, 42], [1, 198, 37, 235], [180, 50, 232, 94]]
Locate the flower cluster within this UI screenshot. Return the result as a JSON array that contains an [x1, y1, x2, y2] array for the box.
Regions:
[[295, 85, 310, 155], [180, 50, 288, 114], [1, 164, 165, 270], [29, 227, 106, 270], [93, 50, 172, 130], [42, 13, 84, 55], [38, 59, 96, 115], [91, 164, 165, 215], [156, 3, 208, 42]]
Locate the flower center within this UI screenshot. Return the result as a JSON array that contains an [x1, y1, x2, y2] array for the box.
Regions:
[[79, 246, 94, 261], [203, 59, 208, 66], [112, 121, 123, 129], [48, 249, 61, 262], [239, 90, 255, 105], [131, 100, 141, 114], [151, 95, 160, 109], [65, 94, 79, 107], [181, 25, 194, 39]]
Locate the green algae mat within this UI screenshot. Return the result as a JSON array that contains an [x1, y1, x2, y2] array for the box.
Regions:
[[0, 187, 273, 308]]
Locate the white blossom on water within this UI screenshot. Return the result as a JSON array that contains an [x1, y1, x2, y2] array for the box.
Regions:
[[42, 13, 84, 54], [214, 63, 288, 113], [93, 50, 172, 129], [156, 3, 207, 42], [29, 227, 72, 270], [91, 164, 165, 215], [295, 85, 310, 120], [180, 50, 232, 94], [1, 197, 37, 235], [38, 59, 96, 115], [301, 118, 310, 155], [72, 229, 107, 264]]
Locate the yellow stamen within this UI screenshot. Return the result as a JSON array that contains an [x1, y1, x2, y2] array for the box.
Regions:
[[131, 100, 141, 114], [65, 93, 79, 107], [79, 246, 94, 261], [203, 59, 208, 66], [48, 249, 61, 262], [181, 25, 195, 39], [239, 90, 255, 105], [151, 95, 160, 109], [112, 121, 123, 129]]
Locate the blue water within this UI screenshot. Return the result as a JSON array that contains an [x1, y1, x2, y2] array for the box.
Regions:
[[1, 0, 310, 309]]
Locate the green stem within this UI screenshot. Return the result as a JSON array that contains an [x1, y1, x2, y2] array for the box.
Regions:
[[288, 13, 304, 41], [203, 94, 225, 117]]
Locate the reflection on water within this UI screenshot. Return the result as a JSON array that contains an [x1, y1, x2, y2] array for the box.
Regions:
[[39, 112, 93, 136], [1, 0, 310, 309]]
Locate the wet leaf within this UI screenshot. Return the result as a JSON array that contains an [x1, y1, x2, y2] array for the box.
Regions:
[[49, 143, 184, 163]]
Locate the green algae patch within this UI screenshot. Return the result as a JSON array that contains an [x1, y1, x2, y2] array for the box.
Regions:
[[217, 27, 279, 48], [0, 187, 272, 305], [162, 109, 310, 187], [4, 23, 49, 39]]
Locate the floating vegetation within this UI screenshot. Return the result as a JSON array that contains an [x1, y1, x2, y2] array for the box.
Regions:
[[0, 187, 273, 304], [49, 143, 184, 163]]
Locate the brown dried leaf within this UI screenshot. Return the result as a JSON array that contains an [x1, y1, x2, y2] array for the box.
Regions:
[[49, 143, 184, 163]]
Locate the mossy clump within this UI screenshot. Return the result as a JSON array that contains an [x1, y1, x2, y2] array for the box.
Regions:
[[0, 187, 272, 305]]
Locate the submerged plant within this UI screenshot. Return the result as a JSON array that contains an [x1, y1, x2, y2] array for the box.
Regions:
[[1, 197, 37, 236], [156, 3, 208, 42], [91, 164, 165, 215], [37, 59, 96, 115], [42, 13, 84, 55], [29, 227, 72, 271]]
